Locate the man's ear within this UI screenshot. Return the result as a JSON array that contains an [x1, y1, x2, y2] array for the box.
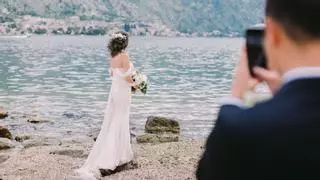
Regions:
[[266, 17, 286, 47]]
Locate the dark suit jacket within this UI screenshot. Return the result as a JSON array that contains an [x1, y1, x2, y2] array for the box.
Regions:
[[197, 78, 320, 180]]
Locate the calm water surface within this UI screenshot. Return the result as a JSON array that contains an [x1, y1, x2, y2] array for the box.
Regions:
[[0, 36, 243, 139]]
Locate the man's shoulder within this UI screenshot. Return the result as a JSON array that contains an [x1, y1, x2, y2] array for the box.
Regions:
[[219, 79, 320, 130], [220, 95, 280, 116], [218, 94, 290, 129]]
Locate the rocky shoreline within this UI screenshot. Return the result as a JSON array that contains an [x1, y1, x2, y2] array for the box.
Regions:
[[0, 140, 204, 180], [0, 107, 205, 180]]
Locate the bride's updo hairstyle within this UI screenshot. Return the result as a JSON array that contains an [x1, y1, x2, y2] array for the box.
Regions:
[[108, 31, 129, 57]]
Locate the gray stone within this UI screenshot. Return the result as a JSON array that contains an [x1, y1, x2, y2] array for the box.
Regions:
[[0, 126, 12, 139], [50, 148, 85, 158], [0, 154, 10, 163], [27, 117, 50, 124], [0, 138, 14, 150], [15, 135, 31, 142], [0, 107, 8, 119], [145, 116, 180, 134], [26, 112, 51, 124], [59, 136, 94, 150], [62, 112, 84, 119], [22, 139, 44, 149], [22, 137, 61, 149], [136, 133, 179, 144]]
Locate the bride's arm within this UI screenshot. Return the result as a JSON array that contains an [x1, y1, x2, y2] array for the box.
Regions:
[[122, 54, 135, 84]]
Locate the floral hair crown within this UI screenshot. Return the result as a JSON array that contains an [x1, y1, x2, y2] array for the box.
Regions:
[[111, 33, 127, 40]]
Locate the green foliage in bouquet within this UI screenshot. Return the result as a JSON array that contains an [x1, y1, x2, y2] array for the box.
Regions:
[[131, 82, 147, 95]]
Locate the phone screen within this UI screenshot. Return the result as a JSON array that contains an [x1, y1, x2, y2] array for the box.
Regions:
[[246, 28, 267, 77]]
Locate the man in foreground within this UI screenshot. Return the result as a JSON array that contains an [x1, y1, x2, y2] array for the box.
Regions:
[[197, 0, 320, 179]]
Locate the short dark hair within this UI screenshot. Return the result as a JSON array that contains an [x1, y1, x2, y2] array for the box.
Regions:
[[108, 31, 129, 57], [266, 0, 320, 42]]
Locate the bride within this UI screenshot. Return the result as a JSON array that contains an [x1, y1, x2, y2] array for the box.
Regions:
[[76, 31, 136, 179]]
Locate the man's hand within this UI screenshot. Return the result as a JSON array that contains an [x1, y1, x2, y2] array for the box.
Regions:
[[253, 67, 282, 94], [231, 46, 282, 98]]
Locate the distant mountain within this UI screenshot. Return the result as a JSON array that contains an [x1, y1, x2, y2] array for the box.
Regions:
[[0, 0, 264, 35]]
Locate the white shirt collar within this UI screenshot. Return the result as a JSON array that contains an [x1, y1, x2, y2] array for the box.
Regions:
[[283, 67, 320, 85]]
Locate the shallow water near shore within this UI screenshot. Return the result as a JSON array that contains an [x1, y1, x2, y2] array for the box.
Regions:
[[0, 36, 243, 139]]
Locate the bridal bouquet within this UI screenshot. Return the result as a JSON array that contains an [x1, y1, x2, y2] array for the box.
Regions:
[[131, 70, 148, 94]]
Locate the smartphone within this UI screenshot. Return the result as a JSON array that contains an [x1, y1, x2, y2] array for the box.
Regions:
[[246, 24, 267, 77]]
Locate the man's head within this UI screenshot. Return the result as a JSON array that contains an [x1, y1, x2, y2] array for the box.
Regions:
[[264, 0, 320, 74]]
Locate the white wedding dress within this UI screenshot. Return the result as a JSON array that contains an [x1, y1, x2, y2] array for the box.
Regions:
[[75, 63, 134, 179]]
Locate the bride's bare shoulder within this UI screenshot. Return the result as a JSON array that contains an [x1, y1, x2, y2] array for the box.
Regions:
[[111, 53, 129, 63], [118, 52, 129, 59], [118, 52, 130, 63]]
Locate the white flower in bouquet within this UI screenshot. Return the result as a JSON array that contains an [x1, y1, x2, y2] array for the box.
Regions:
[[111, 32, 127, 40], [132, 70, 148, 94]]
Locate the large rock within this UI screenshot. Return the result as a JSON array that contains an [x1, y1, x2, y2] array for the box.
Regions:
[[0, 107, 8, 119], [0, 126, 13, 139], [0, 138, 14, 150], [145, 116, 180, 134], [136, 133, 179, 144]]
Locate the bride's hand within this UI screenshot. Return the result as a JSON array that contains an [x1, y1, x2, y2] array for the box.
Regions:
[[133, 84, 139, 89]]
